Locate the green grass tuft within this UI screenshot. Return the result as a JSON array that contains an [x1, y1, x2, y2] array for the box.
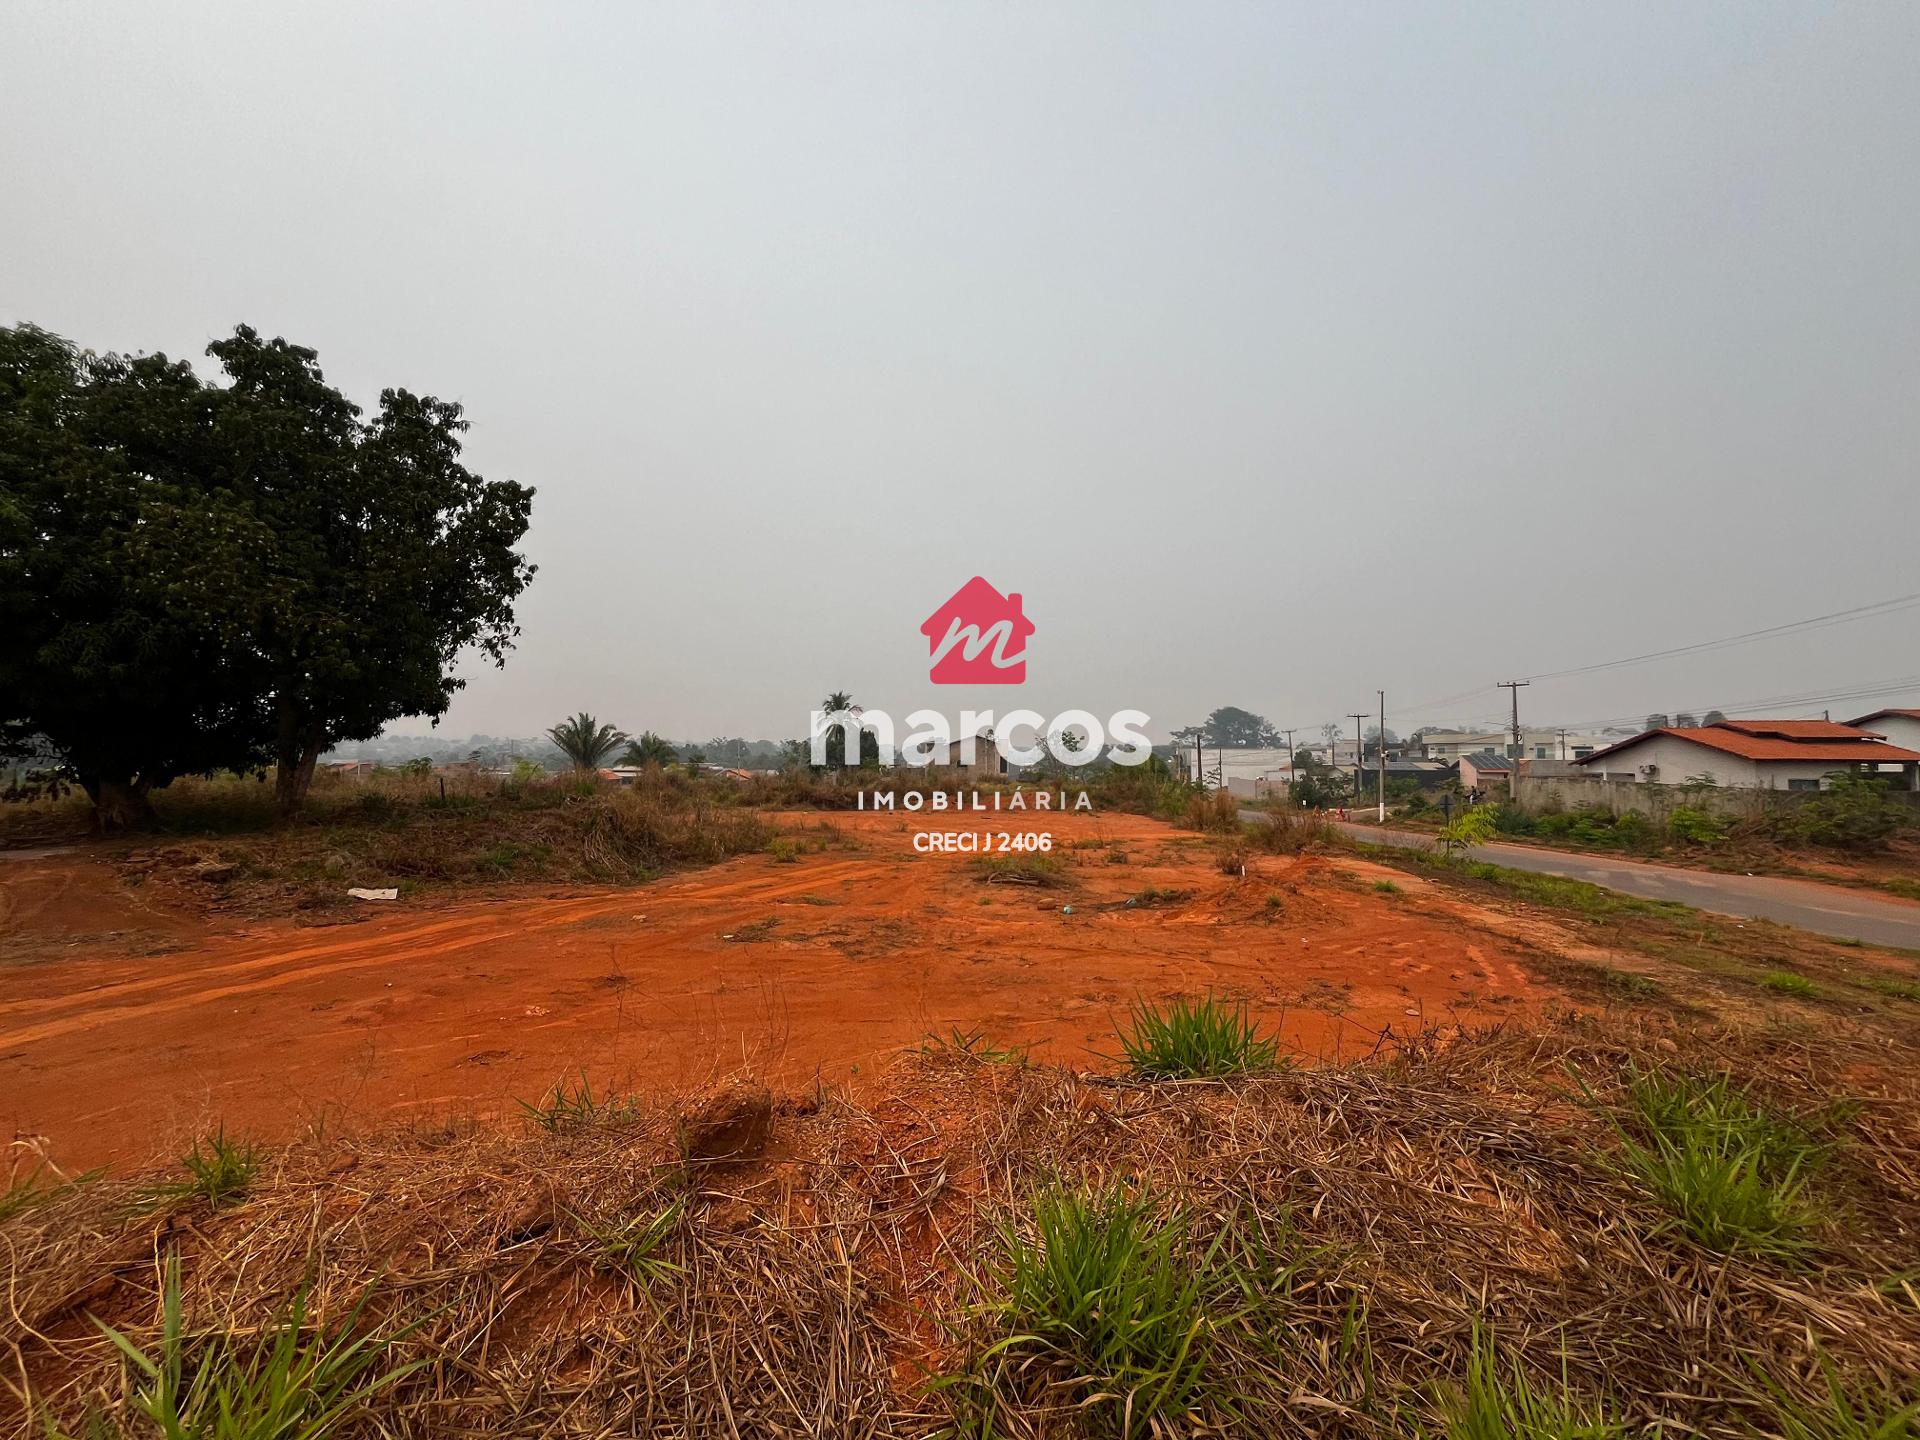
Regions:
[[571, 1197, 686, 1287], [515, 1073, 635, 1132], [144, 1128, 261, 1210], [1119, 994, 1282, 1079], [919, 1026, 1029, 1065], [1761, 970, 1819, 997], [1437, 1327, 1627, 1440], [1608, 1067, 1826, 1259], [1749, 1353, 1920, 1440], [64, 1254, 422, 1440], [968, 1185, 1224, 1435]]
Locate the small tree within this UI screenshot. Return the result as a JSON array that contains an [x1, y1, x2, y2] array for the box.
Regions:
[[547, 713, 627, 771], [1438, 805, 1499, 857]]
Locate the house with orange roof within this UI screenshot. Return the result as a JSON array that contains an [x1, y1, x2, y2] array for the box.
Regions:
[[1573, 719, 1920, 790]]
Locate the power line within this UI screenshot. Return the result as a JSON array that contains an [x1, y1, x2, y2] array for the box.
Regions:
[[1522, 591, 1920, 684], [1555, 672, 1920, 733]]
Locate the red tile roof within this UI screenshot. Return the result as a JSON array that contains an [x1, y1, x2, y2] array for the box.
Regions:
[[1575, 724, 1920, 767], [1847, 709, 1920, 726], [1714, 719, 1880, 740]]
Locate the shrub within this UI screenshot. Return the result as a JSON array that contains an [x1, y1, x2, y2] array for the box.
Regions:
[[1119, 994, 1282, 1079], [1774, 773, 1912, 853], [1666, 806, 1728, 845], [1247, 807, 1334, 855], [1491, 805, 1535, 836]]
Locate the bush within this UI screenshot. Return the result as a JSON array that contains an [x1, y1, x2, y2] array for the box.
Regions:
[[1773, 774, 1913, 853], [1666, 806, 1728, 846]]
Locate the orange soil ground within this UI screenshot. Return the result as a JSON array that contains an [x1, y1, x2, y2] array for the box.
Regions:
[[0, 810, 1554, 1172]]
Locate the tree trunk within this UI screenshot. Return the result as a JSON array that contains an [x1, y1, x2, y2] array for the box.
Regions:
[[273, 702, 328, 815], [80, 774, 156, 832]]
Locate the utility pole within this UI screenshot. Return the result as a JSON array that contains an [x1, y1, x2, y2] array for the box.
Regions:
[[1557, 727, 1568, 761], [1376, 690, 1387, 823], [1347, 712, 1368, 810], [1498, 680, 1529, 800]]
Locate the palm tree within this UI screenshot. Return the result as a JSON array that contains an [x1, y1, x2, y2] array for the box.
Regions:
[[621, 730, 679, 767], [820, 690, 856, 716], [547, 712, 628, 772]]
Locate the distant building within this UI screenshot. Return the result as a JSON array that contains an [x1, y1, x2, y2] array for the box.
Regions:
[[1456, 751, 1515, 791], [1418, 727, 1622, 762], [942, 733, 1008, 777], [1573, 719, 1920, 790], [1847, 708, 1920, 755], [1355, 759, 1453, 791], [324, 760, 375, 781]]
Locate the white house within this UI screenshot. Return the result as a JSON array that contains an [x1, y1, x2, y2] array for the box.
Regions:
[[1848, 709, 1920, 755], [1417, 727, 1624, 762], [1572, 719, 1920, 791]]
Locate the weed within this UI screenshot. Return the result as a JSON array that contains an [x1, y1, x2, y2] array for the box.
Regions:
[[1373, 879, 1402, 895], [971, 1185, 1223, 1435], [767, 837, 801, 863], [1131, 886, 1194, 907], [972, 855, 1067, 887], [1105, 849, 1131, 865], [1606, 1067, 1826, 1258], [0, 1163, 103, 1223], [1217, 845, 1249, 876], [1436, 1327, 1627, 1440], [68, 1255, 422, 1440], [1119, 994, 1282, 1079], [722, 916, 781, 942], [516, 1074, 634, 1132], [143, 1128, 262, 1210], [920, 1026, 1029, 1064], [1594, 967, 1662, 1000], [1748, 1353, 1920, 1440], [1864, 975, 1920, 1002], [572, 1197, 686, 1287], [1882, 877, 1920, 902], [1762, 971, 1819, 997]]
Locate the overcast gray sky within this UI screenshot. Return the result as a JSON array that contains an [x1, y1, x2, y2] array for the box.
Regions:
[[4, 3, 1916, 745]]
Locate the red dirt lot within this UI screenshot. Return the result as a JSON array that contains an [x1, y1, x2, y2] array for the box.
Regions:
[[0, 810, 1554, 1173]]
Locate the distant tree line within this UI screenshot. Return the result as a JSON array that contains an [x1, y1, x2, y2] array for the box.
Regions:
[[0, 323, 535, 828]]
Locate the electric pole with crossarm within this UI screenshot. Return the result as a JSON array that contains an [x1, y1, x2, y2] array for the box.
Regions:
[[1498, 680, 1529, 800]]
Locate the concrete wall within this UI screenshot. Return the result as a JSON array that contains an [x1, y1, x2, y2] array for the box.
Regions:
[[1514, 772, 1920, 823]]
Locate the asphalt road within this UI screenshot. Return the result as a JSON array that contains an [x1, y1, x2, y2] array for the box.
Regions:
[[1302, 819, 1920, 950]]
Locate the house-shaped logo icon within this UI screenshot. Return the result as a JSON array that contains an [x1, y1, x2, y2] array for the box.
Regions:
[[921, 577, 1033, 685]]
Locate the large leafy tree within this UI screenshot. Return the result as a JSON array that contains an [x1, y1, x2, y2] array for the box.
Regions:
[[548, 712, 627, 771], [0, 328, 269, 825], [1203, 706, 1281, 748], [0, 322, 536, 825]]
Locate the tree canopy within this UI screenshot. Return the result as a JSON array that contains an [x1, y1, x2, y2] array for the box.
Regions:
[[1203, 706, 1282, 748], [0, 323, 535, 825]]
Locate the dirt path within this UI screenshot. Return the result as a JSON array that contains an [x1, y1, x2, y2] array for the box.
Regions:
[[1, 811, 1556, 1172], [1329, 822, 1920, 948]]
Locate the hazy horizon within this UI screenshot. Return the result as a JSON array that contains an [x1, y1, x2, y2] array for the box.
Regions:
[[5, 4, 1916, 748]]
